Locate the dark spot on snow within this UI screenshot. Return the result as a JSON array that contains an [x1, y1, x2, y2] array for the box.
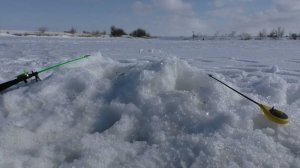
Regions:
[[92, 108, 121, 134], [236, 59, 259, 63], [65, 151, 82, 163]]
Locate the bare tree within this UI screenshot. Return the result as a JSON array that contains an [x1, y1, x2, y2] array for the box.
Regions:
[[110, 26, 127, 37], [258, 29, 267, 40], [69, 27, 77, 34], [229, 31, 236, 38], [213, 31, 219, 40], [277, 26, 284, 38], [289, 33, 299, 40], [38, 26, 48, 34], [192, 31, 195, 40], [269, 29, 277, 39], [240, 32, 252, 40], [130, 28, 150, 38], [268, 27, 284, 39], [64, 27, 77, 34]]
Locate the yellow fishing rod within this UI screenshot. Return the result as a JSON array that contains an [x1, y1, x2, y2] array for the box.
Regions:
[[208, 74, 289, 125]]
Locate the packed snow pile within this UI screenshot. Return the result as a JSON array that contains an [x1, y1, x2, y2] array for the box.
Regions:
[[0, 37, 300, 168]]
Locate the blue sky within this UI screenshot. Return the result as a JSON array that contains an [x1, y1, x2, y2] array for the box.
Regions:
[[1, 0, 300, 36]]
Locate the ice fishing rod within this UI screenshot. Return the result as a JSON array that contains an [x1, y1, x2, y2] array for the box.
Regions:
[[0, 54, 90, 93], [208, 74, 289, 125]]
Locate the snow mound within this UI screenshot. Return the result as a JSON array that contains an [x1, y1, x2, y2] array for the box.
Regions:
[[0, 52, 300, 167]]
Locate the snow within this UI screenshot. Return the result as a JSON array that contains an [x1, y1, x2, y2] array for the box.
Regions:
[[0, 36, 300, 167]]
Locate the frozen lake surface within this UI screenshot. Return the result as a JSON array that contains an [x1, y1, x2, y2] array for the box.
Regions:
[[0, 36, 300, 167]]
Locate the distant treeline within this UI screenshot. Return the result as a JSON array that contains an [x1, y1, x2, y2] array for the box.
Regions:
[[4, 26, 300, 40], [47, 26, 151, 38], [4, 25, 151, 38], [192, 27, 300, 40]]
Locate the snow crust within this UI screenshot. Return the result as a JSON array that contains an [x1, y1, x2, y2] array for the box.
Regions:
[[0, 37, 300, 167]]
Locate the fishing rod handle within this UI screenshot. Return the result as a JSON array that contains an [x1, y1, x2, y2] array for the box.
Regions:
[[0, 78, 23, 92], [0, 71, 39, 92]]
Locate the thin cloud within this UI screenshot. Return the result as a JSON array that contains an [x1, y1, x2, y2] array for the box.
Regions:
[[78, 0, 105, 2], [150, 0, 207, 35], [205, 0, 300, 34], [212, 0, 253, 7], [133, 1, 152, 15], [242, 0, 300, 33], [208, 7, 244, 18], [152, 0, 192, 13], [276, 0, 300, 12]]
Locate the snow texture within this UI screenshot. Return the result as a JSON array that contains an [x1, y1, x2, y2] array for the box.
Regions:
[[0, 36, 300, 168]]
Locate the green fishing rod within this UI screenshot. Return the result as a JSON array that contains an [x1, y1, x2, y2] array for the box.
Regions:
[[0, 54, 90, 92]]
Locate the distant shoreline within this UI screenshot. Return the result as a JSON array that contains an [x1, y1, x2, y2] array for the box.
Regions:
[[1, 29, 300, 41], [0, 30, 107, 38]]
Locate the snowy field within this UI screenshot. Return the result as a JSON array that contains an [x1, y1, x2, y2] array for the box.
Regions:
[[0, 36, 300, 168]]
